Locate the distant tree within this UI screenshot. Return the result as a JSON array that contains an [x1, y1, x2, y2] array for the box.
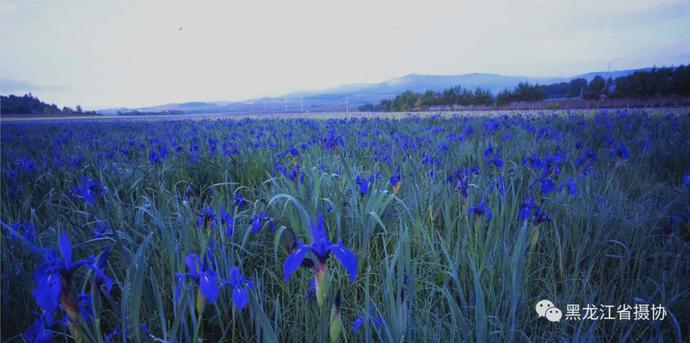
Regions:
[[672, 65, 690, 96], [542, 82, 569, 99], [472, 88, 493, 105], [390, 91, 419, 111], [513, 82, 544, 102], [583, 76, 606, 99], [567, 78, 587, 98], [457, 88, 474, 106], [375, 64, 690, 110], [358, 103, 375, 112], [496, 90, 512, 106], [378, 99, 391, 111], [414, 97, 424, 111], [610, 66, 690, 98], [1, 93, 68, 114], [441, 87, 458, 105], [420, 90, 436, 108]]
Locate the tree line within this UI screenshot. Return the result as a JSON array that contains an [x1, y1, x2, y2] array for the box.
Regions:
[[361, 65, 690, 111], [0, 93, 94, 115]]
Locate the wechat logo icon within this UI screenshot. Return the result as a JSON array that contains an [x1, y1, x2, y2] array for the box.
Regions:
[[536, 299, 562, 322]]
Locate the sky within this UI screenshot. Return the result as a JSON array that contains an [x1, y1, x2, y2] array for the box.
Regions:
[[1, 0, 689, 109]]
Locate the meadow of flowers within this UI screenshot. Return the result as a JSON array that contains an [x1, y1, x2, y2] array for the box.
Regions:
[[1, 109, 689, 342]]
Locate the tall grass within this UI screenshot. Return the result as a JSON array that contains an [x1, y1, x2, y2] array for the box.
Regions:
[[1, 109, 689, 342]]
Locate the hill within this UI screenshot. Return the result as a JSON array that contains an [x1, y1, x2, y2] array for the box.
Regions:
[[103, 68, 642, 114]]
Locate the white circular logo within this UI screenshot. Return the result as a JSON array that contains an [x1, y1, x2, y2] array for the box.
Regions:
[[535, 299, 555, 317], [545, 307, 563, 322]]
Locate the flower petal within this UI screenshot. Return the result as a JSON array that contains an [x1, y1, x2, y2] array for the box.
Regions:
[[23, 313, 54, 343], [251, 216, 262, 233], [310, 216, 327, 243], [351, 317, 365, 332], [200, 271, 219, 303], [89, 263, 113, 293], [225, 221, 234, 236], [184, 253, 201, 274], [283, 243, 308, 282], [229, 266, 241, 286], [329, 241, 357, 281], [32, 272, 62, 314], [233, 286, 249, 309]]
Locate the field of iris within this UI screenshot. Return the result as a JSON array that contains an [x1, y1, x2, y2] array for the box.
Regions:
[[2, 109, 689, 342]]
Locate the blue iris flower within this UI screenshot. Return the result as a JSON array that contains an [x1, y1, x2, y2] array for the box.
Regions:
[[351, 317, 365, 332], [389, 167, 401, 187], [103, 328, 121, 343], [220, 206, 234, 236], [378, 151, 392, 165], [448, 168, 470, 199], [197, 205, 217, 232], [532, 206, 550, 226], [222, 267, 254, 309], [518, 196, 550, 225], [611, 144, 630, 164], [176, 253, 220, 303], [148, 144, 168, 165], [222, 141, 239, 157], [484, 143, 503, 169], [575, 148, 598, 169], [274, 162, 288, 177], [289, 164, 304, 183], [207, 138, 217, 155], [72, 176, 108, 205], [305, 279, 316, 301], [583, 148, 598, 162], [283, 216, 357, 283], [23, 312, 54, 343], [522, 151, 544, 169], [250, 212, 273, 233], [351, 305, 384, 332], [17, 157, 37, 173], [31, 232, 112, 319], [519, 196, 536, 220], [540, 177, 555, 194], [469, 200, 492, 221], [485, 118, 501, 134], [323, 132, 343, 151], [233, 192, 247, 208], [355, 175, 370, 196], [565, 177, 577, 196]]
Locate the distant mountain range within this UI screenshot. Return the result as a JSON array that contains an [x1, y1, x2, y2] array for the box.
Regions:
[[101, 68, 645, 114]]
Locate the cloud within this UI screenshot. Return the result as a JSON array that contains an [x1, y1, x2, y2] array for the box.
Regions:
[[1, 0, 688, 108], [0, 79, 41, 94]]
